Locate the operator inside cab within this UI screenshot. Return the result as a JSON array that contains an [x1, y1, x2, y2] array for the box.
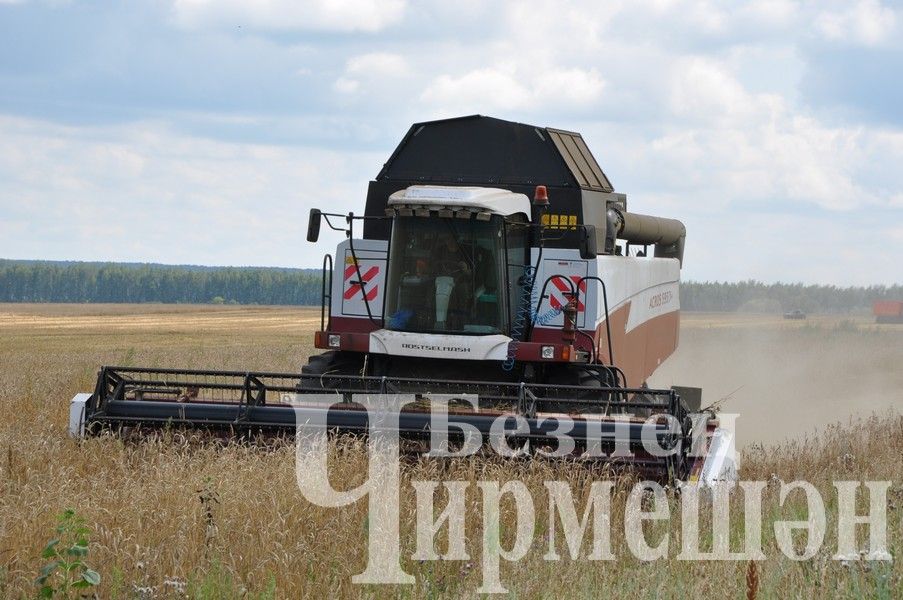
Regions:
[[384, 218, 502, 334], [430, 230, 496, 330]]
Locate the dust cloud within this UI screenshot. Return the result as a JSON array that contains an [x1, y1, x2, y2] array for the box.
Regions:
[[649, 314, 903, 448]]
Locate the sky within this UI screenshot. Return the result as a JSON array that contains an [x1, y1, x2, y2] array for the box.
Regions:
[[0, 0, 901, 285]]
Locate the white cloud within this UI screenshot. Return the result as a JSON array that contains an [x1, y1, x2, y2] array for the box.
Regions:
[[535, 68, 606, 107], [0, 116, 379, 266], [670, 57, 759, 121], [649, 56, 902, 212], [334, 53, 409, 95], [420, 68, 532, 112], [739, 0, 799, 28], [420, 65, 604, 114], [672, 0, 730, 34], [814, 0, 898, 46], [172, 0, 407, 32], [606, 0, 798, 40]]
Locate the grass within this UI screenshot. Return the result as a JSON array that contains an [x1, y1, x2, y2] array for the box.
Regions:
[[0, 304, 900, 598]]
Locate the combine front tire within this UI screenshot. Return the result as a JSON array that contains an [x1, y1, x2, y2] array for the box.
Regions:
[[300, 351, 364, 390]]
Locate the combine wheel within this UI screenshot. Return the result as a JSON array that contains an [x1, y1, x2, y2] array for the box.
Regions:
[[542, 365, 620, 415], [576, 366, 622, 414], [631, 382, 656, 418], [300, 351, 365, 390]]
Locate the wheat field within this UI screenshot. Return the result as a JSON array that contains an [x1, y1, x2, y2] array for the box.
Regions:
[[0, 304, 900, 598]]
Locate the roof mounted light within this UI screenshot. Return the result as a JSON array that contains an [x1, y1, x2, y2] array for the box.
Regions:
[[533, 185, 549, 206]]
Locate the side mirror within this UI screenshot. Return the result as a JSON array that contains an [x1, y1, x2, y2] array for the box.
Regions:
[[307, 209, 322, 242], [580, 224, 597, 259]]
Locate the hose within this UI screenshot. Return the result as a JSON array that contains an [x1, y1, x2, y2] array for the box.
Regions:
[[502, 264, 536, 372]]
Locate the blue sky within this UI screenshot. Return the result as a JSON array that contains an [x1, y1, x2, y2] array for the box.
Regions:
[[0, 0, 901, 285]]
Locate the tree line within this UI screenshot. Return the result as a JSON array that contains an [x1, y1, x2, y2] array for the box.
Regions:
[[0, 260, 322, 305], [0, 259, 899, 312], [681, 280, 902, 313]]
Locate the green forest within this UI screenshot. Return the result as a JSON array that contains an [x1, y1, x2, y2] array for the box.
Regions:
[[0, 259, 899, 313], [0, 260, 322, 306]]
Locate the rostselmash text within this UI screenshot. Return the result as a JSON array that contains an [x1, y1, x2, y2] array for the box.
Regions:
[[401, 343, 472, 353]]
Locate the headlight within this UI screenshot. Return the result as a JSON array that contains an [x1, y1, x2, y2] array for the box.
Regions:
[[541, 345, 555, 359], [328, 334, 342, 348]]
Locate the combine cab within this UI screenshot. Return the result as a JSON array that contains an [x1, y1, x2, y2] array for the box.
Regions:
[[70, 116, 736, 486]]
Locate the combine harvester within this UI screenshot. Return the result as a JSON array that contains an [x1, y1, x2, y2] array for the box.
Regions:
[[70, 116, 736, 485]]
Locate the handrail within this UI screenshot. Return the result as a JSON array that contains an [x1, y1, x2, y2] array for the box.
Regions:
[[576, 276, 615, 370], [320, 253, 333, 331]]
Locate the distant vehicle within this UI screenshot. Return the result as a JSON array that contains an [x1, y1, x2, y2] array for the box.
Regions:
[[873, 300, 903, 324], [783, 309, 806, 320]]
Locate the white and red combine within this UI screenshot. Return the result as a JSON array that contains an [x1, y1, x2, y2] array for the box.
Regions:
[[70, 115, 736, 485]]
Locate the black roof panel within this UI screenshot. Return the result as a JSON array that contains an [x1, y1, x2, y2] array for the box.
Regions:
[[376, 115, 613, 192]]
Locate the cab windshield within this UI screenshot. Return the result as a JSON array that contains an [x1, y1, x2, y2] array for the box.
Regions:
[[384, 215, 506, 334]]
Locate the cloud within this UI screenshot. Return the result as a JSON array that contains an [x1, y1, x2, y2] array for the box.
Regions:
[[420, 68, 531, 112], [814, 0, 898, 46], [171, 0, 407, 32], [420, 66, 604, 114], [334, 52, 409, 95], [642, 56, 903, 212], [739, 0, 799, 28], [670, 57, 758, 122], [0, 116, 380, 266]]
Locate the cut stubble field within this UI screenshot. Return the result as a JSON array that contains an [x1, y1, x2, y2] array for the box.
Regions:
[[0, 304, 900, 597]]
